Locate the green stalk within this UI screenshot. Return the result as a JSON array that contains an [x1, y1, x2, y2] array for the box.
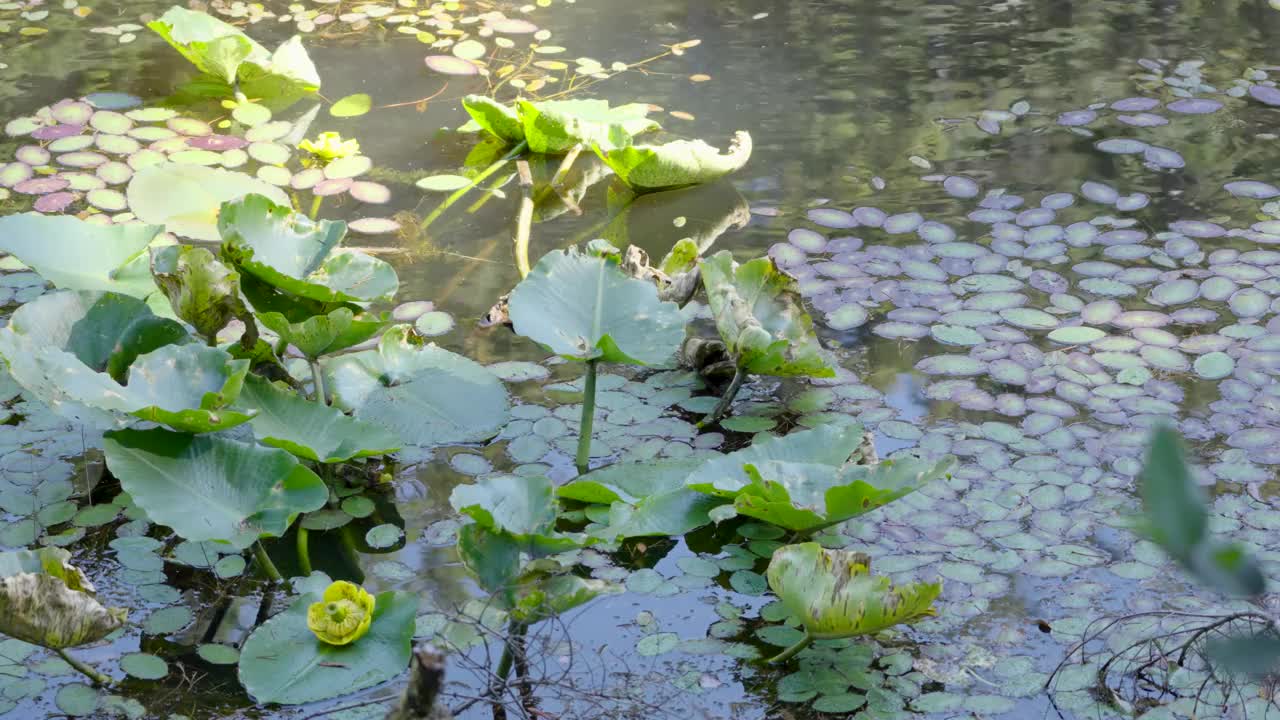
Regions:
[[699, 364, 746, 428], [56, 648, 112, 687], [308, 195, 323, 220], [252, 541, 284, 585], [513, 159, 534, 279], [766, 629, 813, 664], [309, 358, 327, 406], [419, 140, 528, 234], [576, 359, 599, 474], [550, 144, 582, 188], [296, 526, 312, 576]]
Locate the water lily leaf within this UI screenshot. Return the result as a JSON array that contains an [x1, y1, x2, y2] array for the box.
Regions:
[[257, 307, 387, 359], [323, 325, 509, 447], [128, 163, 290, 241], [508, 247, 686, 366], [457, 523, 522, 594], [450, 474, 587, 554], [238, 36, 323, 111], [151, 245, 254, 343], [518, 98, 659, 154], [508, 571, 621, 624], [235, 375, 401, 463], [593, 486, 727, 540], [559, 458, 701, 504], [330, 93, 372, 118], [597, 131, 752, 191], [700, 251, 833, 378], [147, 6, 268, 85], [0, 291, 252, 431], [0, 548, 127, 649], [558, 459, 725, 539], [0, 214, 163, 298], [220, 194, 398, 304], [103, 428, 327, 549], [687, 422, 871, 496], [461, 95, 525, 145], [766, 543, 941, 639], [730, 456, 955, 532], [240, 589, 415, 704]]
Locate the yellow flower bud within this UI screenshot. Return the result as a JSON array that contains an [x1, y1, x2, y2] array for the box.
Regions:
[[298, 132, 361, 163], [306, 581, 375, 645]]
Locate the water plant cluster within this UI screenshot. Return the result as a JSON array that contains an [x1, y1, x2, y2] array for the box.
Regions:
[[2, 2, 1280, 719]]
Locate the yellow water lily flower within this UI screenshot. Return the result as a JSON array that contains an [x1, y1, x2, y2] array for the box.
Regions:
[[307, 581, 375, 645], [298, 132, 360, 163]]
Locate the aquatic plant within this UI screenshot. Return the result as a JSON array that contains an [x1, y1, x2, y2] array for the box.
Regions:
[[506, 244, 687, 472], [307, 580, 376, 645], [596, 130, 754, 192], [764, 543, 942, 664]]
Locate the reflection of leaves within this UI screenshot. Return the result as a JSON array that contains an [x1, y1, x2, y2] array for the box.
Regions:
[[701, 251, 834, 378], [1140, 427, 1266, 597], [599, 180, 750, 262], [766, 543, 940, 639]]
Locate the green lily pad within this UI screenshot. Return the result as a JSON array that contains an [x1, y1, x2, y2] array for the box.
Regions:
[[519, 98, 658, 154], [239, 590, 415, 705], [508, 246, 686, 366], [700, 250, 834, 378], [597, 131, 752, 191], [0, 214, 162, 298], [120, 653, 168, 680], [103, 428, 327, 549], [323, 325, 509, 447], [127, 162, 291, 241], [450, 474, 587, 554], [235, 375, 401, 463], [220, 194, 398, 304], [330, 93, 372, 118], [258, 307, 387, 360]]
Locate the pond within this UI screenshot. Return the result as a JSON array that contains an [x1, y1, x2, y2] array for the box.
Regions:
[[1, 0, 1280, 718]]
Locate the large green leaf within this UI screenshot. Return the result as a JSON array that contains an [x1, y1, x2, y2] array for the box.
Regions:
[[559, 458, 701, 504], [700, 250, 834, 378], [151, 245, 253, 343], [0, 214, 164, 298], [148, 7, 319, 109], [236, 375, 401, 463], [240, 589, 415, 704], [220, 194, 398, 304], [558, 458, 724, 539], [257, 307, 387, 360], [508, 247, 686, 366], [520, 99, 658, 154], [730, 456, 955, 533], [597, 131, 753, 191], [104, 428, 327, 549], [1140, 427, 1266, 597], [457, 523, 523, 595], [0, 291, 252, 431], [127, 163, 291, 241], [462, 95, 525, 145], [0, 549, 127, 650], [450, 474, 587, 554], [766, 543, 940, 639], [323, 325, 509, 447], [686, 422, 871, 496], [147, 6, 270, 84]]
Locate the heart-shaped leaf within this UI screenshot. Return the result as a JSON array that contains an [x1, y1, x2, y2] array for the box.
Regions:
[[235, 375, 401, 463], [128, 163, 291, 241], [0, 214, 163, 298], [220, 194, 398, 304], [257, 307, 387, 360], [596, 131, 753, 191], [450, 474, 587, 555], [104, 428, 327, 549], [519, 98, 659, 154]]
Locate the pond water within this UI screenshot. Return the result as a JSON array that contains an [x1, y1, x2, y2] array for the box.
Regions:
[[2, 0, 1280, 718]]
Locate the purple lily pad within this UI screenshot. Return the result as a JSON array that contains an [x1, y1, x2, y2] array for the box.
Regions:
[[1167, 98, 1223, 114], [313, 177, 353, 197], [33, 191, 77, 213], [15, 146, 51, 166], [348, 217, 401, 234], [32, 124, 85, 141], [1250, 84, 1280, 106], [1143, 145, 1185, 169], [186, 135, 249, 151], [806, 208, 856, 229], [424, 55, 480, 76], [14, 176, 70, 194], [350, 181, 392, 204], [50, 100, 94, 125], [1056, 110, 1096, 126], [1110, 97, 1160, 112], [1225, 180, 1280, 199], [942, 175, 980, 198]]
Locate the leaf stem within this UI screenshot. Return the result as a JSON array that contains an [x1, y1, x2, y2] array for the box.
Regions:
[[513, 159, 534, 279], [309, 358, 327, 406], [309, 195, 323, 221], [699, 364, 746, 428], [550, 144, 582, 188], [766, 629, 813, 664], [56, 648, 113, 687], [296, 526, 312, 576], [252, 540, 286, 587], [576, 359, 598, 475], [418, 140, 528, 234]]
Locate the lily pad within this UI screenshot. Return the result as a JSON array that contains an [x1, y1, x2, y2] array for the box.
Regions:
[[597, 131, 752, 191], [0, 213, 161, 297], [236, 375, 401, 463], [0, 548, 127, 649], [257, 307, 387, 359], [127, 162, 290, 241]]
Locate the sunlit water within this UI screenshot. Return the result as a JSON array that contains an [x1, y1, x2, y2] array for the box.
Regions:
[[2, 0, 1280, 718]]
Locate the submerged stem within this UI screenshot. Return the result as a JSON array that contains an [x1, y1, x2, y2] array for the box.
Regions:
[[418, 140, 528, 234], [513, 159, 534, 279], [766, 629, 813, 665], [576, 359, 599, 475], [699, 365, 746, 428], [550, 144, 582, 188], [296, 526, 312, 576], [309, 195, 323, 221], [252, 541, 285, 587], [56, 648, 112, 687]]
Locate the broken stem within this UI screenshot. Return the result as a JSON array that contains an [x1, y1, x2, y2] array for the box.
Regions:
[[514, 159, 534, 279], [699, 365, 746, 428], [550, 144, 582, 188], [576, 359, 599, 475]]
